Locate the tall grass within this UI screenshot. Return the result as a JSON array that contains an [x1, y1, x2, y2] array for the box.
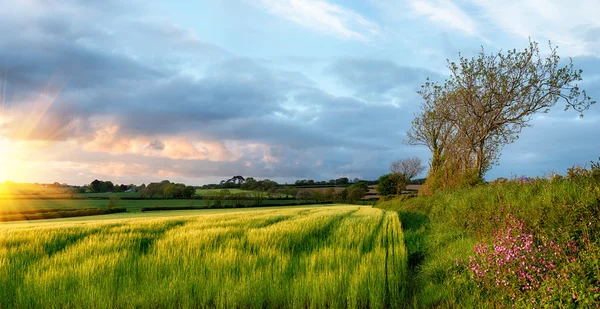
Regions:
[[0, 206, 408, 308], [378, 175, 600, 307]]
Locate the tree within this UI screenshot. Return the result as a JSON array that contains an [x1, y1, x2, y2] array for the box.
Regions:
[[390, 157, 425, 193], [335, 177, 349, 185], [183, 186, 196, 198], [163, 183, 180, 198], [241, 177, 257, 190], [323, 187, 336, 202], [296, 190, 313, 201], [376, 174, 398, 196], [106, 195, 120, 210], [345, 184, 368, 202], [407, 40, 595, 192], [90, 179, 102, 193], [229, 176, 245, 185]]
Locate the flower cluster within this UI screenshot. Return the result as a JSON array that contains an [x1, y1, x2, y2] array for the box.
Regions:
[[466, 213, 578, 301]]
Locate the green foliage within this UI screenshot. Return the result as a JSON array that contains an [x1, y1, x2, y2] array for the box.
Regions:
[[376, 174, 398, 196], [106, 195, 120, 210], [378, 172, 600, 307], [0, 206, 408, 308], [89, 179, 115, 193], [407, 40, 595, 195], [344, 183, 368, 202], [295, 190, 313, 201]]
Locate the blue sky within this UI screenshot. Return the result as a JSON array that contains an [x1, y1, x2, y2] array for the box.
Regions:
[[0, 0, 599, 185]]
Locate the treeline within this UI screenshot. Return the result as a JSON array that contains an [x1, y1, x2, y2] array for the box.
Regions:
[[88, 180, 137, 193], [203, 182, 373, 206], [139, 181, 195, 199], [200, 175, 379, 190]]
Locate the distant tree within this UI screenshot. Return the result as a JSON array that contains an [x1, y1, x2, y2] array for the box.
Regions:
[[390, 157, 426, 193], [335, 177, 349, 185], [103, 181, 115, 193], [183, 186, 196, 198], [227, 175, 246, 185], [90, 179, 102, 193], [296, 190, 313, 201], [163, 184, 178, 198], [310, 190, 324, 202], [323, 187, 336, 202], [345, 184, 368, 202], [376, 174, 398, 196], [106, 195, 120, 210], [352, 181, 369, 192]]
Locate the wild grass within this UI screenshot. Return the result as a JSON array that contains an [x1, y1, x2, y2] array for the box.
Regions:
[[378, 175, 600, 308], [0, 206, 408, 308]]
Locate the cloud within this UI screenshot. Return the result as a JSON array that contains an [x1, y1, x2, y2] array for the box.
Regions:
[[253, 0, 380, 41], [408, 0, 478, 36], [328, 58, 441, 100], [469, 0, 600, 56], [0, 1, 429, 184], [10, 0, 598, 185]]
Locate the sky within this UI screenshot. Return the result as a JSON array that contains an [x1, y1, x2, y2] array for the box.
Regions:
[[0, 0, 599, 186]]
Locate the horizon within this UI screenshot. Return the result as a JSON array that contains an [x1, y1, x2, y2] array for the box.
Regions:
[[0, 0, 599, 185]]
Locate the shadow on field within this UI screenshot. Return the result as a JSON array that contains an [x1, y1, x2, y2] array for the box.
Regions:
[[397, 211, 428, 271], [396, 210, 429, 308]]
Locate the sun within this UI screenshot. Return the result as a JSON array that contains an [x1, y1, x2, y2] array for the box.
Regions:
[[0, 137, 13, 182], [0, 74, 72, 185], [0, 137, 29, 184]]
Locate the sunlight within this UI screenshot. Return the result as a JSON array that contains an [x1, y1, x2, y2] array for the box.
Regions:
[[0, 74, 71, 186], [0, 137, 17, 183]]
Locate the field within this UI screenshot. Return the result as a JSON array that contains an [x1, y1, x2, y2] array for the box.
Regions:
[[0, 205, 408, 308], [0, 199, 204, 213], [194, 188, 255, 196], [0, 198, 318, 216]]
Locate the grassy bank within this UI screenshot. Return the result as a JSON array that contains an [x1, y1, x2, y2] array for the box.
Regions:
[[0, 206, 408, 308], [378, 175, 600, 308]]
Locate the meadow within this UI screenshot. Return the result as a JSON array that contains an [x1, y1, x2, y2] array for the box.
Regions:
[[378, 173, 600, 307], [0, 205, 408, 308]]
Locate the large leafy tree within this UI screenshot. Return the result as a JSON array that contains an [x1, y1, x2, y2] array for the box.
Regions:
[[407, 40, 595, 191]]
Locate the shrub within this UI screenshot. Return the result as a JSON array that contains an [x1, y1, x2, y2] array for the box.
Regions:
[[106, 195, 120, 210]]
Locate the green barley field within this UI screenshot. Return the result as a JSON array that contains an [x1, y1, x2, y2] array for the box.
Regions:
[[0, 205, 407, 308]]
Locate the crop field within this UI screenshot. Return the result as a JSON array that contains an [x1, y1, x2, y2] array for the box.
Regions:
[[195, 188, 254, 196], [0, 198, 315, 217], [0, 199, 205, 213], [0, 205, 407, 308]]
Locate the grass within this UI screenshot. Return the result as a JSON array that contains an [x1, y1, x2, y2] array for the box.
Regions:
[[0, 205, 408, 308], [377, 176, 600, 308]]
